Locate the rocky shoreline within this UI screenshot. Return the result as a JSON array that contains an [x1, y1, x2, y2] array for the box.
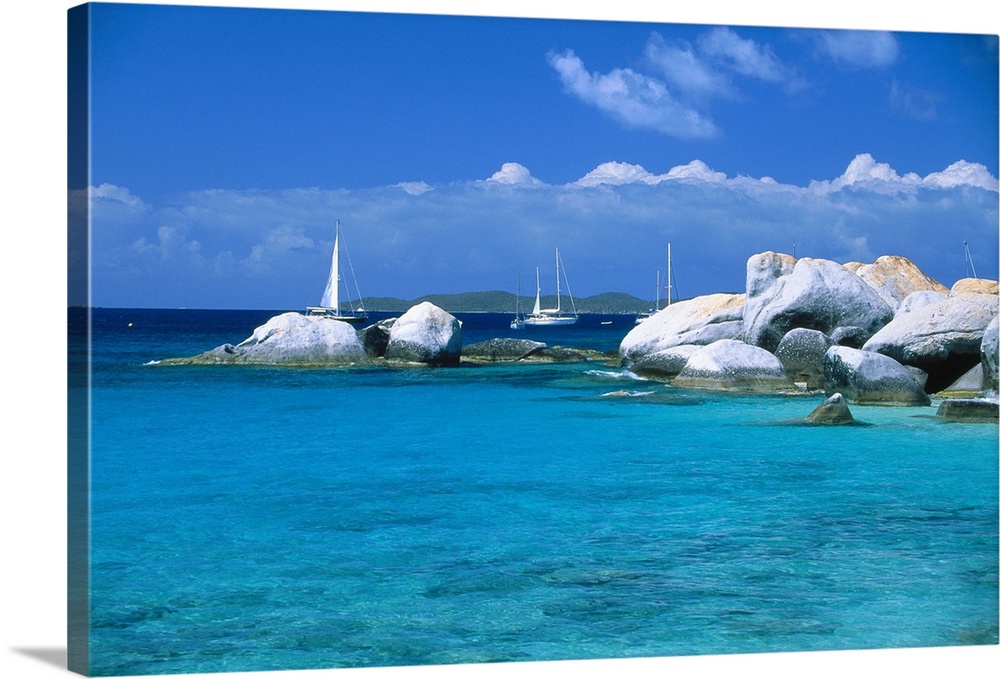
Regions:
[[161, 251, 999, 422]]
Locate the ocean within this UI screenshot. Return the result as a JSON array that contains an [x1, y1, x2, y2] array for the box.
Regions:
[[78, 307, 998, 676]]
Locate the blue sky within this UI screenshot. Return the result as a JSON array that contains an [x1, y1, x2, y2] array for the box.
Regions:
[[79, 1, 999, 309]]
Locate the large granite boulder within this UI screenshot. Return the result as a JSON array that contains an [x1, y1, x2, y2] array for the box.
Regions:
[[742, 253, 894, 353], [844, 255, 948, 310], [671, 339, 795, 393], [462, 338, 547, 363], [384, 302, 463, 366], [774, 327, 834, 389], [981, 316, 999, 396], [862, 292, 999, 393], [823, 346, 930, 405], [619, 293, 744, 362], [162, 312, 370, 366], [628, 344, 700, 380]]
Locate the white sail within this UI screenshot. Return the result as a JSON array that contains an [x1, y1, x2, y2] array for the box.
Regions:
[[532, 267, 542, 315], [307, 220, 367, 323], [319, 227, 340, 310]]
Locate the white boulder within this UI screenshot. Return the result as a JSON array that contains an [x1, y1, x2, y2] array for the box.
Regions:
[[620, 293, 745, 361], [672, 339, 795, 393], [742, 253, 894, 353], [823, 346, 930, 405], [384, 302, 463, 366]]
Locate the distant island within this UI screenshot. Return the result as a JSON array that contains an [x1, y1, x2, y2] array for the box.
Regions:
[[360, 290, 657, 314]]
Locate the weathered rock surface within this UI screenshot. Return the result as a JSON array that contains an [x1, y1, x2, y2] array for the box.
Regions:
[[936, 399, 999, 423], [357, 317, 396, 358], [742, 253, 894, 353], [896, 290, 949, 316], [981, 316, 999, 395], [937, 364, 985, 398], [523, 346, 612, 363], [862, 292, 999, 393], [383, 302, 463, 366], [805, 392, 855, 424], [628, 344, 700, 380], [619, 293, 745, 361], [951, 278, 999, 296], [844, 255, 949, 310], [823, 346, 930, 405], [774, 328, 834, 389], [462, 338, 547, 363], [161, 312, 370, 366], [672, 339, 795, 393]]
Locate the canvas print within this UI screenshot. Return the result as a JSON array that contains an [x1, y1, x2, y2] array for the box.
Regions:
[[68, 2, 999, 677]]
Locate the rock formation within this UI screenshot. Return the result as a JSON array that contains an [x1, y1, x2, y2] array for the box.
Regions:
[[383, 301, 463, 366], [823, 345, 930, 405], [671, 339, 795, 392]]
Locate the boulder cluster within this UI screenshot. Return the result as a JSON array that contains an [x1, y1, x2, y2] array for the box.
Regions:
[[161, 300, 606, 369], [162, 250, 999, 422], [620, 252, 998, 415]]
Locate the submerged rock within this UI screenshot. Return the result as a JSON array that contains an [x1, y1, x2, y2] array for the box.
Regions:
[[384, 302, 463, 366], [805, 393, 855, 424], [162, 312, 370, 366], [672, 339, 795, 393], [936, 399, 1000, 423], [462, 338, 547, 363], [823, 346, 930, 405]]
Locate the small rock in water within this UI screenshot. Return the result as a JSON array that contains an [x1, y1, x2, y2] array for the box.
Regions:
[[935, 399, 999, 423], [805, 393, 855, 424]]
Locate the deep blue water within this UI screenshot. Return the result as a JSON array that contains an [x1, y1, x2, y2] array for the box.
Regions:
[[81, 308, 998, 676]]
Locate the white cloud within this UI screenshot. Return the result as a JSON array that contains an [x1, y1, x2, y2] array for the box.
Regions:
[[695, 27, 788, 84], [547, 49, 719, 139], [88, 156, 998, 308], [813, 30, 899, 68], [643, 33, 734, 103], [482, 162, 546, 186], [395, 181, 433, 196], [889, 79, 943, 121]]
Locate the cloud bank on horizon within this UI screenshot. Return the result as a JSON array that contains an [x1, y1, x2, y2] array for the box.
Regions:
[[84, 153, 998, 310]]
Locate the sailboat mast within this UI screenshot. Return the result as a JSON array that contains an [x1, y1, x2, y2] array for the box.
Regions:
[[666, 243, 672, 307], [533, 267, 542, 315], [555, 248, 562, 312]]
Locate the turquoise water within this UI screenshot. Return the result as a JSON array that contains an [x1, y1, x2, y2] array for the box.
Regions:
[[82, 309, 998, 676]]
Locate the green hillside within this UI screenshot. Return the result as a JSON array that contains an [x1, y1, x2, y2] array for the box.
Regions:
[[360, 290, 651, 314]]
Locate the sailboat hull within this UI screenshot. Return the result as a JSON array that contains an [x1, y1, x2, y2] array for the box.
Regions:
[[523, 314, 578, 326], [306, 307, 368, 324]]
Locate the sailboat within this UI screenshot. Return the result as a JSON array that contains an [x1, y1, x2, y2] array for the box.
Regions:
[[306, 220, 368, 324], [635, 243, 674, 324], [510, 275, 526, 329], [523, 248, 579, 326]]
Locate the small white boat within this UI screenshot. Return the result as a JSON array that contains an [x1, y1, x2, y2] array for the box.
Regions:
[[510, 275, 526, 329], [306, 221, 368, 324], [524, 248, 579, 326]]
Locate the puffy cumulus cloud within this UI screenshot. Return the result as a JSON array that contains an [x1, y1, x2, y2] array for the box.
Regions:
[[481, 162, 546, 187], [395, 181, 433, 196], [547, 49, 719, 139], [812, 30, 899, 68], [810, 153, 998, 194], [88, 156, 997, 309], [574, 160, 728, 187]]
